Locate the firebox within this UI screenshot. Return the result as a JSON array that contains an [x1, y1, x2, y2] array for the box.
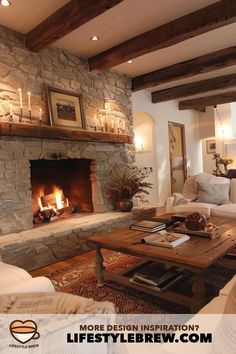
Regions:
[[30, 158, 93, 224]]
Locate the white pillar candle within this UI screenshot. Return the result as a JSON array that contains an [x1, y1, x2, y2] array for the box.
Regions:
[[39, 108, 42, 121], [94, 116, 97, 129], [100, 117, 104, 127], [9, 103, 13, 116], [122, 120, 126, 131], [27, 92, 31, 111], [111, 120, 114, 129], [18, 88, 23, 109]]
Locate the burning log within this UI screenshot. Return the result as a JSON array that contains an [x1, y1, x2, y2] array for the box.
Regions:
[[33, 184, 76, 225]]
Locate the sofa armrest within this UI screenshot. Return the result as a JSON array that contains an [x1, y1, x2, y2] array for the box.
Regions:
[[0, 276, 55, 294], [219, 275, 236, 296], [0, 261, 32, 289]]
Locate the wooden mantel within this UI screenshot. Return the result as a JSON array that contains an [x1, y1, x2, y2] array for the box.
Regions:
[[0, 122, 132, 144]]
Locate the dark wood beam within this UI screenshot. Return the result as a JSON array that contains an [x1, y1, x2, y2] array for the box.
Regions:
[[26, 0, 124, 52], [89, 0, 236, 71], [152, 73, 236, 103], [0, 122, 132, 144], [179, 91, 236, 110], [132, 45, 236, 91]]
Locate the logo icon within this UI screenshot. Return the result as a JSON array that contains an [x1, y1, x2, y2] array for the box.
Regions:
[[10, 320, 40, 344]]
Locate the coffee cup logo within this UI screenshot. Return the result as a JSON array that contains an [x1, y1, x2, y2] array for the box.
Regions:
[[10, 320, 40, 344]]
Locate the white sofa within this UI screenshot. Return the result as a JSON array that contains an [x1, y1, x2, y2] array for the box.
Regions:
[[0, 261, 55, 294], [199, 274, 236, 314], [167, 172, 236, 218]]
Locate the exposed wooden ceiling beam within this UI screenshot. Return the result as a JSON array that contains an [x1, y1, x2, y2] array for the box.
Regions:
[[179, 91, 236, 110], [132, 45, 236, 91], [89, 0, 236, 71], [152, 73, 236, 103], [26, 0, 124, 52]]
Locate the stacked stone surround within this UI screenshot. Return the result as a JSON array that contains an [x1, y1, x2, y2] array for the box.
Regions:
[[0, 24, 135, 235], [0, 207, 156, 271], [0, 136, 135, 235], [0, 26, 132, 131]]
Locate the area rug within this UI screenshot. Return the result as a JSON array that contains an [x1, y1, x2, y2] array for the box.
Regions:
[[44, 251, 235, 314]]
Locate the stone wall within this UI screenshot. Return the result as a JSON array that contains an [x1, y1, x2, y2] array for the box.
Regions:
[[0, 25, 135, 236], [0, 25, 132, 132], [0, 136, 134, 235]]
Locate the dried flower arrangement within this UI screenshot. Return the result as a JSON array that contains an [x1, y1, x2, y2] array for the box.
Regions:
[[105, 164, 153, 204]]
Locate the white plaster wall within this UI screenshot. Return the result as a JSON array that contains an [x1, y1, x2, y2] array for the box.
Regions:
[[202, 137, 216, 174], [132, 91, 203, 205], [133, 112, 158, 205]]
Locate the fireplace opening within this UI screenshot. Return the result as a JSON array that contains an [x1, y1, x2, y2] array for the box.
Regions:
[[30, 158, 94, 224]]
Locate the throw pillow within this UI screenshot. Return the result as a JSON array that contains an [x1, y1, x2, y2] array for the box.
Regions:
[[173, 193, 188, 206], [196, 182, 230, 204]]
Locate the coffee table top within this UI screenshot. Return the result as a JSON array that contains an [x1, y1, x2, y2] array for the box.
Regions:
[[88, 216, 236, 270]]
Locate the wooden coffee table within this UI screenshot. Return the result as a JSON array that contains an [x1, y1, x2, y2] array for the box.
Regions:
[[88, 216, 236, 312]]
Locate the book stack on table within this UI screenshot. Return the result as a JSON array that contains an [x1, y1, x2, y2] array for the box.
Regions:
[[130, 218, 175, 233], [129, 262, 183, 292]]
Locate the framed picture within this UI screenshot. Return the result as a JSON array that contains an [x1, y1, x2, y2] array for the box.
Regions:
[[206, 139, 216, 154], [46, 86, 86, 130]]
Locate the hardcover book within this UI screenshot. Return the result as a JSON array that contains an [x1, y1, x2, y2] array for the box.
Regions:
[[141, 230, 190, 248], [130, 220, 166, 232]]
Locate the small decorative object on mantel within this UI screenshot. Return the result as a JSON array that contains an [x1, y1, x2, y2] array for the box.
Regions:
[[46, 85, 86, 130], [4, 88, 43, 124], [105, 164, 153, 212]]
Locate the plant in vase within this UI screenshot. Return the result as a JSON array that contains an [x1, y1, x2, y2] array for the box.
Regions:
[[105, 164, 153, 212], [219, 156, 234, 175]]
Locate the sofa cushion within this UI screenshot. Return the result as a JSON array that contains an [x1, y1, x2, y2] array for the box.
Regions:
[[173, 202, 217, 217], [230, 178, 236, 203], [196, 182, 230, 204], [198, 295, 227, 314], [0, 262, 31, 289], [212, 204, 236, 218], [0, 277, 55, 294], [195, 173, 230, 185], [220, 275, 236, 296], [224, 277, 236, 314]]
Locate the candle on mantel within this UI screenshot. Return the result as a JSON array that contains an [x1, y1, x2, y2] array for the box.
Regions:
[[18, 88, 23, 109], [94, 116, 97, 131], [27, 92, 31, 111], [39, 108, 42, 124], [9, 103, 13, 116], [111, 119, 114, 132], [100, 117, 104, 130], [122, 120, 126, 132]]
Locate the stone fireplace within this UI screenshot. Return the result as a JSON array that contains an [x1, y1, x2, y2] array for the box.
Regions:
[[0, 136, 135, 236], [31, 158, 94, 223]]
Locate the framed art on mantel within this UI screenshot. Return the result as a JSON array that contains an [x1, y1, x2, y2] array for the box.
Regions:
[[46, 86, 86, 130]]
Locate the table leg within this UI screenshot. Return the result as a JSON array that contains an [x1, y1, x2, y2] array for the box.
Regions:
[[96, 247, 104, 288], [191, 272, 206, 313]]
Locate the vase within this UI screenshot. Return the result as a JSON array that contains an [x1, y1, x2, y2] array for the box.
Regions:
[[116, 199, 133, 212]]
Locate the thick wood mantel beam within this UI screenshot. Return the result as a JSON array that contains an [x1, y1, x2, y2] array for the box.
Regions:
[[26, 0, 124, 52], [89, 0, 236, 71], [132, 45, 236, 91], [152, 73, 236, 103], [179, 91, 236, 110]]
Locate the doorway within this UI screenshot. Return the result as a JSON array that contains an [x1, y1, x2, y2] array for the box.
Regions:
[[168, 122, 187, 193]]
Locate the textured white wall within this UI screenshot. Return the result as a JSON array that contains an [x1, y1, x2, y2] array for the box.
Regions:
[[132, 91, 203, 205]]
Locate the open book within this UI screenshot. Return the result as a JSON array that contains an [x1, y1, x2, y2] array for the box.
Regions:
[[141, 230, 190, 248]]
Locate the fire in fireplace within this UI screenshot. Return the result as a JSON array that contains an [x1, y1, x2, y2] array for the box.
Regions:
[[30, 158, 94, 224]]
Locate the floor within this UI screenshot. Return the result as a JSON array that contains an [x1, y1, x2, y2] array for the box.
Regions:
[[30, 249, 97, 277]]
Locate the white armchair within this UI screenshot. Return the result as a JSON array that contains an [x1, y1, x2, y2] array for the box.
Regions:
[[0, 261, 55, 294]]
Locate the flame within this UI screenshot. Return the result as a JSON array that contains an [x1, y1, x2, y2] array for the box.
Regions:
[[37, 185, 69, 212], [53, 185, 64, 210]]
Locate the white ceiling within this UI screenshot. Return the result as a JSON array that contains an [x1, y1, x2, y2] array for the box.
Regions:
[[0, 0, 69, 33], [1, 0, 236, 97]]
